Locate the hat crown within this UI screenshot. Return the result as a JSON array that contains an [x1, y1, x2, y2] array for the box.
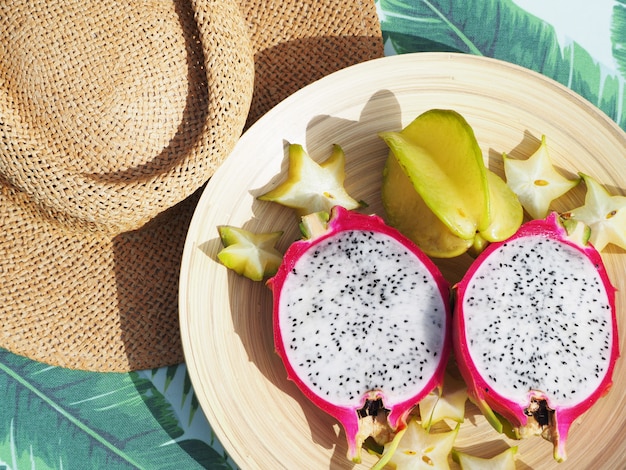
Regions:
[[1, 0, 253, 233]]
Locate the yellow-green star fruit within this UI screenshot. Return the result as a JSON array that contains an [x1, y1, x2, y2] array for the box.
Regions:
[[258, 143, 362, 216], [419, 373, 468, 430], [380, 109, 490, 240], [372, 419, 459, 470], [380, 109, 522, 258], [217, 226, 283, 281], [452, 446, 518, 470], [563, 173, 626, 251], [381, 152, 474, 258], [481, 170, 524, 243], [503, 135, 579, 220]]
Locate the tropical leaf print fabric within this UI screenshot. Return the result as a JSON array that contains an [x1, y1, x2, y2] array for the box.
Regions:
[[0, 351, 236, 469], [378, 0, 626, 129]]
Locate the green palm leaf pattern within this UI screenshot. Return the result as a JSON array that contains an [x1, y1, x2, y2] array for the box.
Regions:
[[378, 0, 626, 130], [0, 350, 235, 469], [613, 0, 626, 75]]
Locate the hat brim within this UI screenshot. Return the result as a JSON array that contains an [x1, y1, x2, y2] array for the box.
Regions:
[[1, 180, 199, 370], [1, 0, 383, 372]]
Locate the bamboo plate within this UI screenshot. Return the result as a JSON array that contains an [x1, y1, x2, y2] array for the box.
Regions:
[[179, 52, 626, 469]]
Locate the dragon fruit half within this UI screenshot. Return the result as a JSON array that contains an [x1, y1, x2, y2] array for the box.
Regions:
[[268, 206, 451, 462], [453, 212, 619, 462]]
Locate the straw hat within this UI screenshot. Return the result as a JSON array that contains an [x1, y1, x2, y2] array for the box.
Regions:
[[0, 0, 383, 371]]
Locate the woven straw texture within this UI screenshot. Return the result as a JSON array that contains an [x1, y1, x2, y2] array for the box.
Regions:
[[237, 0, 383, 127], [0, 0, 382, 371], [1, 0, 253, 234]]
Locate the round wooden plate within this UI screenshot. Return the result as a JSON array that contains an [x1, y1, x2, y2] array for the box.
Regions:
[[179, 52, 626, 469]]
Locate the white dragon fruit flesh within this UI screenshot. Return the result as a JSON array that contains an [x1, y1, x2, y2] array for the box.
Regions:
[[268, 206, 451, 462], [453, 212, 619, 462]]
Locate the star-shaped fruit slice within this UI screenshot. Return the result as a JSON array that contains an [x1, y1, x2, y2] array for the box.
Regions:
[[371, 419, 459, 470], [563, 173, 626, 251], [217, 226, 283, 281], [503, 135, 579, 219], [451, 446, 518, 470], [258, 143, 362, 216], [419, 372, 468, 429]]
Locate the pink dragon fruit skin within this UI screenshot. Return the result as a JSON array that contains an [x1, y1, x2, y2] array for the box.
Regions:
[[268, 206, 452, 462], [453, 212, 619, 462]]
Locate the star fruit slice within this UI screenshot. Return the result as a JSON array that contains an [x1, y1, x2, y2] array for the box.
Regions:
[[451, 446, 518, 470], [217, 226, 283, 281], [563, 173, 626, 251], [371, 419, 460, 470], [258, 143, 362, 216], [419, 372, 468, 430], [380, 109, 522, 258], [503, 135, 579, 219]]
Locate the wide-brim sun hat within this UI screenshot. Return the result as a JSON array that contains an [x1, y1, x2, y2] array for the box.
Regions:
[[0, 0, 383, 372]]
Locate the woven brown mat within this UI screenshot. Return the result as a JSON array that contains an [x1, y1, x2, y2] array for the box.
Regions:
[[0, 0, 383, 372]]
